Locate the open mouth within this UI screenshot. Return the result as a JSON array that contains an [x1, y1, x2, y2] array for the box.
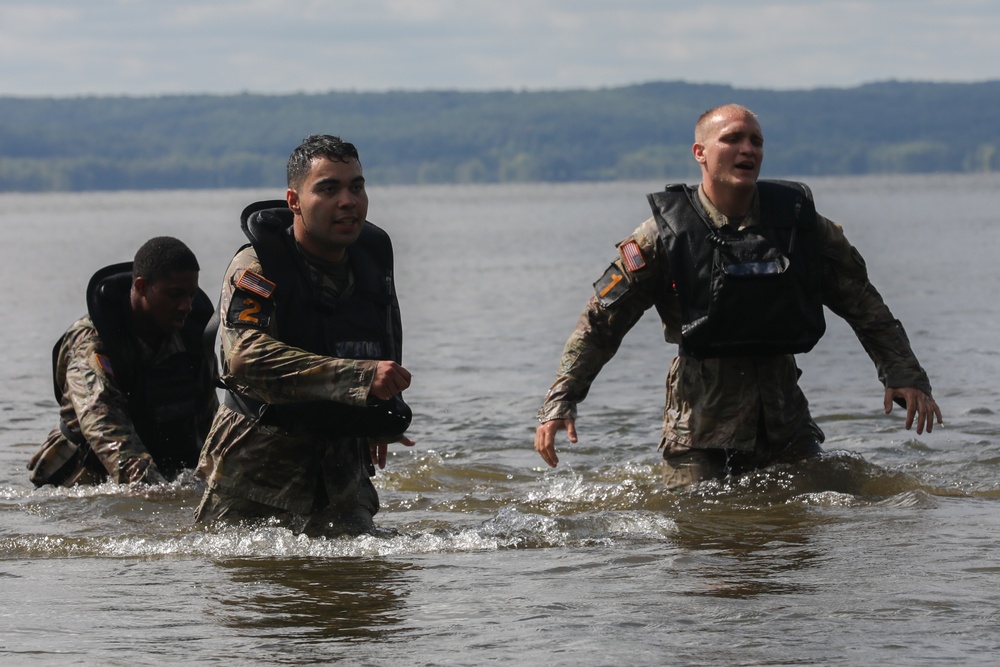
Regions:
[[735, 160, 756, 171]]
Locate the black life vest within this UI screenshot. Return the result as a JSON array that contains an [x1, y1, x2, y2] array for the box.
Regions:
[[53, 262, 217, 477], [649, 180, 826, 358], [228, 200, 409, 437]]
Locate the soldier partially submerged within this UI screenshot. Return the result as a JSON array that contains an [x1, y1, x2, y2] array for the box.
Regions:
[[28, 237, 218, 487], [195, 135, 414, 536], [534, 104, 943, 489]]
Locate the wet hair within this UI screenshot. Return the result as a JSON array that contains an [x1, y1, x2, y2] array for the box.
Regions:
[[132, 236, 199, 283], [694, 104, 758, 143], [286, 134, 361, 189]]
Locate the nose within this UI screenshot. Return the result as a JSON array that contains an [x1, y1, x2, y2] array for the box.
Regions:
[[178, 295, 194, 315], [336, 190, 357, 208]]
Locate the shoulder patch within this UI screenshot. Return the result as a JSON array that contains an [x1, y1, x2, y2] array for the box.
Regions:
[[594, 263, 631, 307], [95, 353, 114, 377], [236, 269, 276, 299], [618, 238, 647, 273], [227, 270, 276, 329]]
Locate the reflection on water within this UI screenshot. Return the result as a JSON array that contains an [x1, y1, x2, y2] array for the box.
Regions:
[[211, 557, 416, 644], [663, 452, 943, 600], [669, 501, 826, 599]]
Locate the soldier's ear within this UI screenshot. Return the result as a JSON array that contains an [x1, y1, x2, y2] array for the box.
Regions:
[[692, 142, 706, 165], [287, 187, 301, 215], [133, 276, 148, 296]]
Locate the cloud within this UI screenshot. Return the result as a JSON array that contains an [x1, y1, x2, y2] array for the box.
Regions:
[[1, 0, 998, 97]]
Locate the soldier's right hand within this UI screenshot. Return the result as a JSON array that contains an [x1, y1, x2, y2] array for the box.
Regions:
[[122, 455, 167, 485], [534, 418, 577, 468], [369, 361, 412, 401]]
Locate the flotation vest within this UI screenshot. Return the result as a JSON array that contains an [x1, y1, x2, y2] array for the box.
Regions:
[[53, 262, 217, 477], [225, 200, 410, 438], [649, 180, 826, 358]]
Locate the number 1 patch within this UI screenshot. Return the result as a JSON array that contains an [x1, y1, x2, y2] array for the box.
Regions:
[[594, 263, 631, 307]]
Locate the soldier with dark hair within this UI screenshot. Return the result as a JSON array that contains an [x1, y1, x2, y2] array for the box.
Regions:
[[534, 105, 942, 489], [195, 135, 414, 535], [28, 236, 218, 486]]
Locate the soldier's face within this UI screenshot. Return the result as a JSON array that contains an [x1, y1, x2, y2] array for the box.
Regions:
[[287, 157, 369, 262], [693, 110, 764, 192], [135, 270, 199, 333]]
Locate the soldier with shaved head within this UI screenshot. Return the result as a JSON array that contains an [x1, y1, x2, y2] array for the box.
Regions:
[[534, 104, 942, 489]]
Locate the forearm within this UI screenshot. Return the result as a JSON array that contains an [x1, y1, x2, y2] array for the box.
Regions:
[[538, 294, 646, 421], [61, 327, 151, 481], [223, 327, 378, 406], [818, 214, 931, 392]]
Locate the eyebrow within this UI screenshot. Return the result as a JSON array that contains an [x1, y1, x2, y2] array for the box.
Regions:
[[314, 175, 365, 187]]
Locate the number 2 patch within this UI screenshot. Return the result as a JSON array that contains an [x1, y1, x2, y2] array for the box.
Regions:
[[226, 270, 275, 329]]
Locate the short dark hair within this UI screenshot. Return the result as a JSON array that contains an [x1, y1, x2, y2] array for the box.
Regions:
[[287, 134, 361, 189], [133, 236, 199, 283]]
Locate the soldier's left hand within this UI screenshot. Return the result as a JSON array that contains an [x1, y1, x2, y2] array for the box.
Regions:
[[884, 387, 943, 434], [370, 361, 412, 401], [369, 434, 416, 469]]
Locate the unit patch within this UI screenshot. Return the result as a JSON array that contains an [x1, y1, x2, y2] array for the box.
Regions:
[[594, 263, 631, 307], [95, 353, 114, 377], [618, 238, 647, 273], [227, 270, 276, 329]]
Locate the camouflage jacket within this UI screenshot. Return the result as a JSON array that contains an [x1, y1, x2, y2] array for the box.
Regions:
[[537, 185, 932, 453], [31, 316, 219, 484], [197, 244, 390, 514]]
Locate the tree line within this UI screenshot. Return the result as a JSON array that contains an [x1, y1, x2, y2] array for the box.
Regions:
[[1, 80, 998, 192]]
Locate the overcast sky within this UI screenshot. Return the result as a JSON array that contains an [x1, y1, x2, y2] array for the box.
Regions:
[[3, 0, 997, 97]]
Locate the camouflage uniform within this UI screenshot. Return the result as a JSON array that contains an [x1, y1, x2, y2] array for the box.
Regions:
[[195, 244, 388, 533], [538, 185, 931, 482], [29, 316, 219, 486]]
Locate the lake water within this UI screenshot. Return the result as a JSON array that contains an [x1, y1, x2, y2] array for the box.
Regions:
[[1, 175, 999, 666]]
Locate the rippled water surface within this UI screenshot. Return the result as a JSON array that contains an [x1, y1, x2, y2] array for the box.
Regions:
[[2, 175, 999, 665]]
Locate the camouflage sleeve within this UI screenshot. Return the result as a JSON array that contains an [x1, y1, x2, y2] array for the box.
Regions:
[[817, 213, 932, 393], [217, 246, 378, 406], [58, 319, 155, 482], [537, 218, 666, 422]]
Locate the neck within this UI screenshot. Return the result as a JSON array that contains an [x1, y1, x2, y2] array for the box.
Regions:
[[129, 292, 165, 348], [701, 182, 755, 218], [293, 223, 347, 263]]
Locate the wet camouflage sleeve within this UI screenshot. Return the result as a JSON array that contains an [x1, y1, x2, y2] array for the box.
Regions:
[[57, 317, 157, 482], [537, 218, 667, 422], [816, 214, 932, 393], [217, 246, 378, 406], [537, 209, 934, 426]]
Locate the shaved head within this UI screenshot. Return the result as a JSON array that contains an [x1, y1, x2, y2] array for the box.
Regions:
[[695, 104, 758, 144]]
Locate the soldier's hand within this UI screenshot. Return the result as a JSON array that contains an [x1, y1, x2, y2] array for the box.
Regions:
[[534, 418, 577, 468], [122, 456, 167, 485], [369, 361, 412, 401], [884, 387, 943, 435], [369, 434, 416, 469]]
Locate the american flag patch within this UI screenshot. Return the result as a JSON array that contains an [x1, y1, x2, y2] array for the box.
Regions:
[[236, 270, 276, 298], [95, 353, 114, 377], [619, 239, 646, 272]]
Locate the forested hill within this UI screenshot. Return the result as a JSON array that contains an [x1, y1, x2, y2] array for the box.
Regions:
[[2, 80, 998, 192]]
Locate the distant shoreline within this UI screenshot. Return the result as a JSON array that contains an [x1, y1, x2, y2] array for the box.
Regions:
[[3, 80, 998, 193]]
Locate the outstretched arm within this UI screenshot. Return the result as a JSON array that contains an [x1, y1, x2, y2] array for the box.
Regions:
[[817, 214, 940, 431], [534, 220, 666, 467]]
